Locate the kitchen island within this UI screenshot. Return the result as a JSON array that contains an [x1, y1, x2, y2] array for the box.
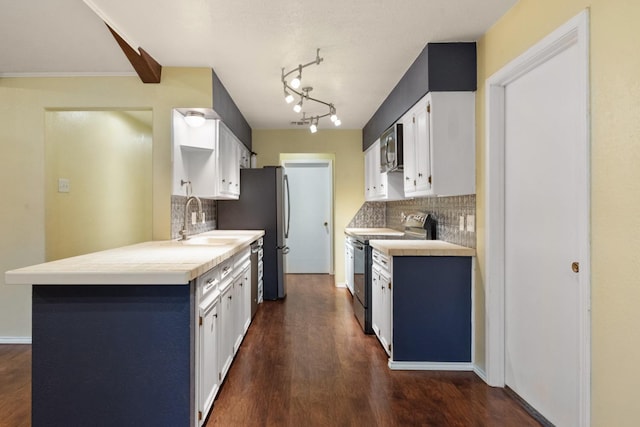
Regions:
[[5, 230, 264, 427], [368, 239, 476, 370]]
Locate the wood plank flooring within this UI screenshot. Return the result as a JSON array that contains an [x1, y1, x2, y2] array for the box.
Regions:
[[0, 344, 31, 427], [0, 274, 540, 426], [207, 274, 540, 426]]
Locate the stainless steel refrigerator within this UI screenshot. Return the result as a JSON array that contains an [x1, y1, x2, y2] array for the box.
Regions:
[[217, 166, 289, 300]]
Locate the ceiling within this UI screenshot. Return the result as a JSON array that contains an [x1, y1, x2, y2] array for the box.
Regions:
[[0, 0, 517, 131]]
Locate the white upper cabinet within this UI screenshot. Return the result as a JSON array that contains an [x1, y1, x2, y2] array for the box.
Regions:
[[401, 92, 475, 197], [172, 109, 244, 200], [216, 122, 241, 199], [364, 139, 404, 202]]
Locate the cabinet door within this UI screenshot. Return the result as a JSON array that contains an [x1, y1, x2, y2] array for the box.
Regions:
[[217, 126, 236, 197], [414, 99, 432, 194], [219, 282, 234, 381], [379, 269, 392, 357], [232, 274, 244, 354], [371, 265, 381, 338], [242, 264, 252, 334], [198, 296, 219, 423], [344, 243, 354, 294], [402, 109, 417, 194]]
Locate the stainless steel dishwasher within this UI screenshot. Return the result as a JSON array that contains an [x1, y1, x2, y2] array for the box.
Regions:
[[250, 238, 263, 318]]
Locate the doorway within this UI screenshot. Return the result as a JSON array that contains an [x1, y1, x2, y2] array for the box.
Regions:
[[485, 11, 590, 427], [282, 159, 333, 274], [45, 110, 153, 261]]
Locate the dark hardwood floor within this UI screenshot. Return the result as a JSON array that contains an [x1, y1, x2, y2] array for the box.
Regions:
[[207, 274, 540, 427], [0, 344, 30, 427], [0, 275, 539, 427]]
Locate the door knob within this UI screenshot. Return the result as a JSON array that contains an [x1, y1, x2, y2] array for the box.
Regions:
[[324, 222, 328, 227], [571, 262, 580, 273]]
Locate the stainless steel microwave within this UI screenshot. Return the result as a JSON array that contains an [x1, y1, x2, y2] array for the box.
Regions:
[[380, 123, 403, 173]]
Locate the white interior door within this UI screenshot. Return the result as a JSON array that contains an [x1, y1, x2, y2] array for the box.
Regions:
[[283, 160, 332, 274], [503, 29, 583, 427]]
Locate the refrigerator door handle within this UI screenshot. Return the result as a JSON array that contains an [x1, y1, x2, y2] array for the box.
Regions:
[[276, 245, 290, 255], [284, 174, 291, 239]]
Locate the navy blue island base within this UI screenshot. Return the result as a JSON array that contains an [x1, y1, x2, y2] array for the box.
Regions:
[[32, 284, 194, 427]]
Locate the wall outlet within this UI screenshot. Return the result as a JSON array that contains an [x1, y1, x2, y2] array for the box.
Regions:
[[467, 215, 475, 232], [58, 178, 70, 193], [459, 216, 465, 231]]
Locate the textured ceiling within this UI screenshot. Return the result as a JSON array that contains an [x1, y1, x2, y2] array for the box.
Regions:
[[0, 0, 518, 130]]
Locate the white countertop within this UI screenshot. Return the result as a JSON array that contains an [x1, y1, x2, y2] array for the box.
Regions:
[[4, 230, 265, 286], [369, 240, 476, 257], [344, 227, 405, 237]]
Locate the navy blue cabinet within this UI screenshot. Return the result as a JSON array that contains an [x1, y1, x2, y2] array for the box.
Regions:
[[393, 256, 472, 363], [372, 252, 473, 369]]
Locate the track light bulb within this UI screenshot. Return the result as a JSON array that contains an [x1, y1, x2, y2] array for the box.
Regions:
[[293, 102, 302, 113], [334, 118, 341, 127], [330, 113, 337, 122], [310, 121, 317, 133], [285, 92, 294, 104], [290, 75, 301, 89]]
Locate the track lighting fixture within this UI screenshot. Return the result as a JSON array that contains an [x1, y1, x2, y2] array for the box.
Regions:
[[284, 86, 294, 104], [184, 111, 206, 127], [281, 48, 341, 133]]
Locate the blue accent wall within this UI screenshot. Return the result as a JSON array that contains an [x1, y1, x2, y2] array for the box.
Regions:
[[212, 70, 252, 150]]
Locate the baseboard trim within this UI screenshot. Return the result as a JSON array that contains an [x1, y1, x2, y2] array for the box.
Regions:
[[388, 361, 474, 371], [335, 282, 347, 288], [473, 365, 489, 383], [0, 337, 32, 344]]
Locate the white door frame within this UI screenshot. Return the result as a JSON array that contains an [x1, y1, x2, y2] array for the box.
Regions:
[[484, 10, 591, 425], [281, 158, 334, 274]]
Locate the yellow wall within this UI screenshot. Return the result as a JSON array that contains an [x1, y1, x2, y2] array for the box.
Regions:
[[0, 68, 213, 339], [253, 129, 364, 285], [477, 1, 640, 424], [45, 110, 153, 261]]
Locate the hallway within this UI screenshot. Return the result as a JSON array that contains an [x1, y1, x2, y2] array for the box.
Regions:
[[207, 274, 540, 426]]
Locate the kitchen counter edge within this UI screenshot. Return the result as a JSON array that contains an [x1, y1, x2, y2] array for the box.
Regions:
[[4, 230, 265, 286], [369, 240, 476, 257]]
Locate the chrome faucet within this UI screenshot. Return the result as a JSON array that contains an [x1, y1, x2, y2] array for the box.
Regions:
[[180, 196, 204, 240]]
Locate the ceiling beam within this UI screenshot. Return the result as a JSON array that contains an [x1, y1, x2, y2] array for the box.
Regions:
[[106, 24, 161, 83]]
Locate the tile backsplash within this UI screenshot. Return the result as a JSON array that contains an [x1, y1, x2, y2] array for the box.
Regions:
[[345, 195, 476, 248], [347, 202, 386, 228], [171, 195, 217, 239], [386, 195, 476, 248]]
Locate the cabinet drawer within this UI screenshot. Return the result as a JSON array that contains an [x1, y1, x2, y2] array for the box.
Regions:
[[372, 250, 390, 271], [219, 259, 234, 282], [198, 266, 220, 299]]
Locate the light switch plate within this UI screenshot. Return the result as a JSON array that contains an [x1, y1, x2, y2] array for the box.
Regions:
[[58, 178, 70, 193], [459, 216, 465, 231], [191, 211, 197, 225], [467, 215, 475, 232]]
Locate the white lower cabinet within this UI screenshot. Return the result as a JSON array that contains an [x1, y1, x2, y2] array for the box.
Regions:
[[344, 240, 354, 295], [371, 250, 392, 356], [195, 247, 254, 426], [241, 262, 252, 334], [198, 292, 219, 421], [218, 278, 234, 383]]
